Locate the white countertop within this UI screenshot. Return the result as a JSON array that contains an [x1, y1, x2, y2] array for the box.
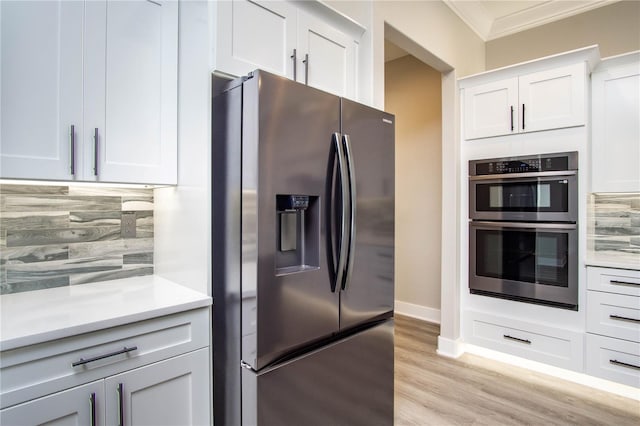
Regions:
[[586, 253, 640, 271], [0, 276, 212, 351]]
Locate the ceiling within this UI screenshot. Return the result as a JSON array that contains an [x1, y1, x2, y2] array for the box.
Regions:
[[443, 0, 619, 41], [385, 0, 618, 62]]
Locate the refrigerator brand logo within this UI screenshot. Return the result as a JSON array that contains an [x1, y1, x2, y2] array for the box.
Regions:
[[382, 118, 393, 124]]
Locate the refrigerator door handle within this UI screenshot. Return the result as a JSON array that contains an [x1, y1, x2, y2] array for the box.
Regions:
[[333, 132, 350, 293], [342, 134, 356, 290]]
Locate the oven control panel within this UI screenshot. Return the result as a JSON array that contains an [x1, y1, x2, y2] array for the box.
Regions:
[[470, 152, 576, 176]]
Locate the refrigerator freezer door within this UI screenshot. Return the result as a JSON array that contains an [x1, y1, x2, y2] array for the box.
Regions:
[[340, 99, 395, 330], [242, 71, 341, 370], [242, 320, 394, 426]]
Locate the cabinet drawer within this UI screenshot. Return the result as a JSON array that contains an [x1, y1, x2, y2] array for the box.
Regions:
[[587, 267, 640, 296], [587, 291, 640, 342], [0, 308, 208, 409], [586, 334, 640, 388], [464, 311, 584, 371]]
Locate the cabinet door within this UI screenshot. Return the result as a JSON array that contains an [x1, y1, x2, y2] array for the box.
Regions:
[[297, 11, 357, 98], [216, 0, 297, 79], [463, 78, 518, 140], [0, 381, 103, 426], [104, 349, 209, 426], [591, 58, 640, 192], [518, 62, 586, 133], [85, 0, 178, 185], [0, 0, 83, 180]]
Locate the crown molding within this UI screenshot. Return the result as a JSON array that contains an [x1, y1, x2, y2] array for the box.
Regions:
[[444, 0, 619, 41]]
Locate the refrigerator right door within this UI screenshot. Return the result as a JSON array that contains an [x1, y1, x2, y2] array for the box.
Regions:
[[340, 99, 395, 330]]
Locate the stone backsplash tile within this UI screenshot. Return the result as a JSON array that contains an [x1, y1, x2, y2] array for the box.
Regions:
[[588, 193, 640, 263], [0, 184, 154, 295]]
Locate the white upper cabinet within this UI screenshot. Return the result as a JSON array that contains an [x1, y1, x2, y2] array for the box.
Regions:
[[215, 0, 361, 99], [0, 0, 83, 180], [0, 0, 178, 185], [591, 52, 640, 193], [464, 79, 519, 139], [297, 11, 357, 99], [518, 63, 586, 133], [216, 0, 297, 79], [85, 0, 178, 184], [462, 49, 595, 140]]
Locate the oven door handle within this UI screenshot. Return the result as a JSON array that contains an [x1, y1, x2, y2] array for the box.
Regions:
[[469, 170, 576, 181], [470, 221, 577, 230]]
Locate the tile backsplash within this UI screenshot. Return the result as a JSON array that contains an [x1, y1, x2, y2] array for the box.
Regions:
[[0, 184, 154, 295], [587, 193, 640, 266]]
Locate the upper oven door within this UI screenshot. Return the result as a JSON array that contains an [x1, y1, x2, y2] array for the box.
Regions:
[[469, 172, 577, 222]]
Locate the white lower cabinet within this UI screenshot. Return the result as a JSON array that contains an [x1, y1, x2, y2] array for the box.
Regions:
[[586, 266, 640, 388], [464, 311, 584, 371], [0, 380, 104, 426], [0, 309, 210, 425]]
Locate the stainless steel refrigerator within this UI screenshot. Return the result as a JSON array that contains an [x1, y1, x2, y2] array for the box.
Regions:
[[212, 70, 394, 426]]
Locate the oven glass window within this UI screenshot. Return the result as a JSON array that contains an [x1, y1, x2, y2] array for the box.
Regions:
[[476, 229, 569, 287], [477, 180, 568, 212]]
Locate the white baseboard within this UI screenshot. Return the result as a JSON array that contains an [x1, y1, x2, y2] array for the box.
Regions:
[[394, 301, 440, 324], [436, 336, 465, 358], [465, 343, 640, 401]]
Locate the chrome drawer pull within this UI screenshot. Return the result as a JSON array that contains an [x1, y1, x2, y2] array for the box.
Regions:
[[72, 346, 138, 367], [610, 314, 640, 323], [610, 280, 639, 287], [503, 334, 531, 344], [610, 359, 640, 370]]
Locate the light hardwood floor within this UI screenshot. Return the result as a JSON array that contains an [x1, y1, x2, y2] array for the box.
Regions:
[[394, 314, 640, 425]]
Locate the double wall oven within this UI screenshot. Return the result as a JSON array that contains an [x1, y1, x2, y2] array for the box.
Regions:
[[469, 152, 579, 310]]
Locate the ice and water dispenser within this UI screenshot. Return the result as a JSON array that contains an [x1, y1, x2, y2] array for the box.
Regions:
[[276, 194, 319, 275]]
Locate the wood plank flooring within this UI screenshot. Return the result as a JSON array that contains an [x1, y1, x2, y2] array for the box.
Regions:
[[394, 314, 640, 425]]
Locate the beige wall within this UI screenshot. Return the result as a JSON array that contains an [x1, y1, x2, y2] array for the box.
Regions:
[[486, 1, 640, 69], [385, 55, 442, 311]]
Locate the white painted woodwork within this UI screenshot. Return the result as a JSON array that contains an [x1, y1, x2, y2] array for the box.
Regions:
[[586, 291, 640, 343], [463, 78, 518, 139], [0, 381, 104, 426], [464, 310, 585, 371], [586, 333, 640, 388], [105, 349, 210, 426], [518, 63, 586, 133], [216, 0, 297, 79], [591, 52, 640, 193], [462, 62, 586, 140], [0, 0, 83, 180], [1, 309, 209, 410], [297, 10, 357, 98], [214, 0, 359, 98], [587, 267, 640, 297], [85, 0, 178, 184], [1, 0, 178, 184]]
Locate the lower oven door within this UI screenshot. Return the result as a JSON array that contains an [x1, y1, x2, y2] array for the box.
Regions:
[[469, 221, 578, 310]]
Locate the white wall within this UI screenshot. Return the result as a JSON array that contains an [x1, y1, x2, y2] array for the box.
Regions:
[[385, 56, 442, 323], [154, 1, 212, 295]]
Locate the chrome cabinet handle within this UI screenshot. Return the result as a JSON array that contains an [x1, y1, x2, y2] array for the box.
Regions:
[[291, 49, 297, 81], [342, 134, 356, 290], [610, 280, 639, 287], [503, 334, 531, 345], [117, 383, 125, 426], [70, 125, 76, 175], [302, 53, 309, 85], [72, 346, 138, 367], [610, 314, 640, 323], [89, 392, 96, 426], [93, 128, 99, 176], [610, 359, 640, 370]]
